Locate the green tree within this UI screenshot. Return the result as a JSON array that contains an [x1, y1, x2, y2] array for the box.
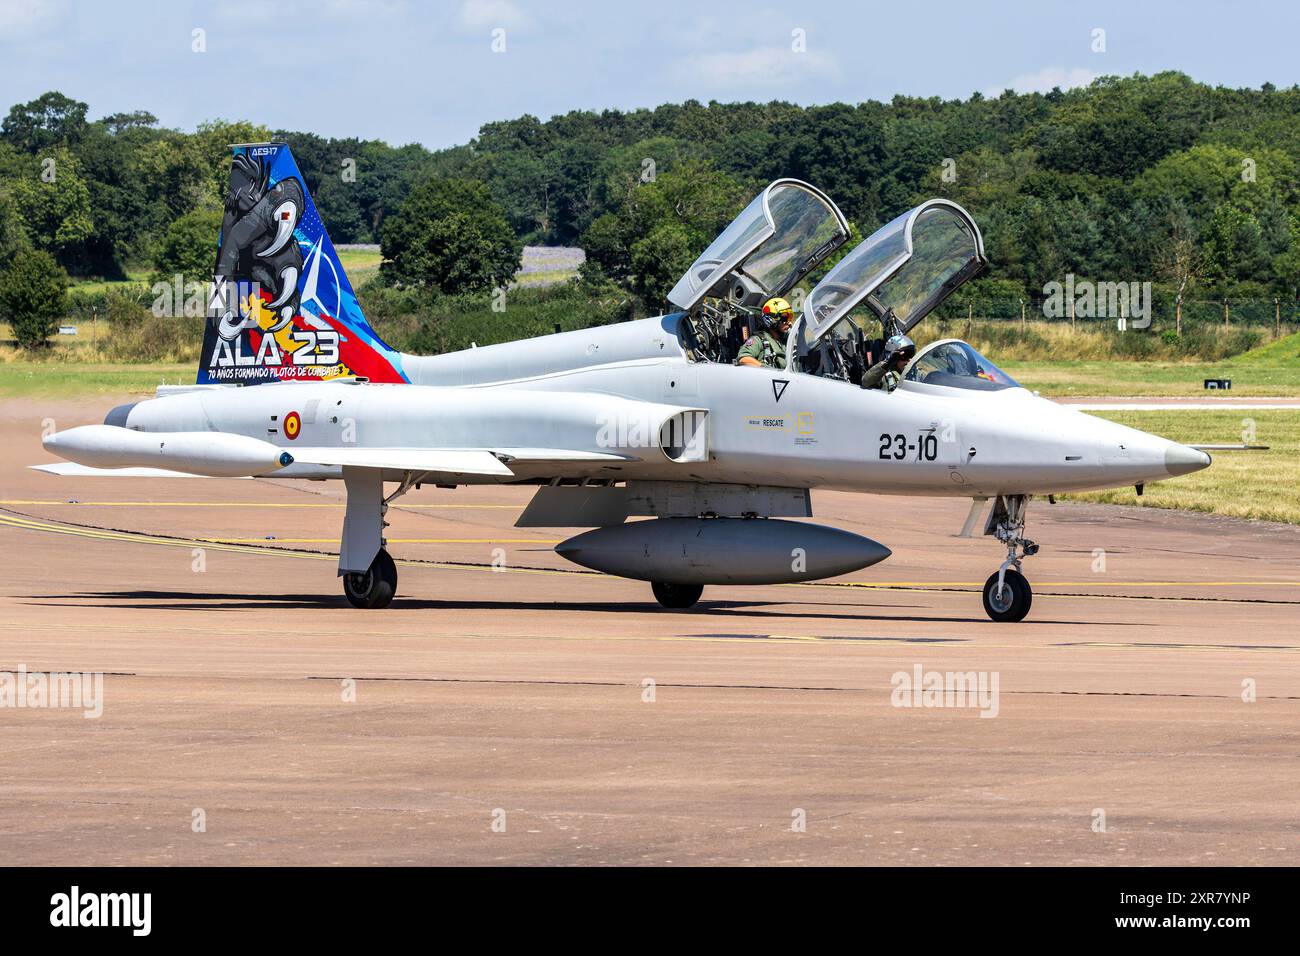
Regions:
[[580, 160, 747, 306], [1, 91, 88, 153], [630, 222, 694, 305], [74, 119, 162, 275], [380, 179, 521, 293], [1202, 202, 1267, 287], [152, 207, 222, 280], [11, 148, 94, 266], [0, 249, 68, 349], [0, 187, 30, 260]]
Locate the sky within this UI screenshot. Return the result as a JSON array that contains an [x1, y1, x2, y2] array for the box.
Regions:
[[0, 0, 1297, 150]]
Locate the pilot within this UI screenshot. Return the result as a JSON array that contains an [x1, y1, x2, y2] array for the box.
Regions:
[[737, 297, 794, 369], [861, 334, 916, 392]]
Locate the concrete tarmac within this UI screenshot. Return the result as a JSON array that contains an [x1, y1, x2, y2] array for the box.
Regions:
[[2, 399, 1297, 865]]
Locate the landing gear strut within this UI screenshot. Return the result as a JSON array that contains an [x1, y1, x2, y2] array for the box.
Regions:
[[981, 494, 1037, 622], [338, 467, 429, 610], [652, 581, 703, 609], [343, 548, 398, 609]]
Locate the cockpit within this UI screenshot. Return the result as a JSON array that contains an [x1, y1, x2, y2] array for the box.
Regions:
[[794, 198, 986, 383], [670, 179, 850, 365], [672, 185, 1001, 393], [904, 339, 1019, 391]]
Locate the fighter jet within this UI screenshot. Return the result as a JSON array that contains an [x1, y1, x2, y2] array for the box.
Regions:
[[35, 143, 1213, 621]]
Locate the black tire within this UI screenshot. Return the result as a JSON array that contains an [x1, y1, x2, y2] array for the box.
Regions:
[[982, 568, 1032, 623], [652, 581, 703, 610], [343, 549, 398, 609]]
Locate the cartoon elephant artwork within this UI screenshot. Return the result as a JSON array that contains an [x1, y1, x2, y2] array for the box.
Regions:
[[214, 152, 306, 341]]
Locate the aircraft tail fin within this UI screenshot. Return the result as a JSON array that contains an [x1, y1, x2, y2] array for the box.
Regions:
[[199, 142, 407, 385]]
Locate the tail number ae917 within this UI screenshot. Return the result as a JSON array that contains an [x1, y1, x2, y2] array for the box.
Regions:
[[879, 432, 938, 462]]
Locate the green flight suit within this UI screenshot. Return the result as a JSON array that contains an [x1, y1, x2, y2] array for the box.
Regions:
[[736, 330, 787, 370]]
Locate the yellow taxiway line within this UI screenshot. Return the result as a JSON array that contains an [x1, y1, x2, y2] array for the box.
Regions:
[[0, 499, 515, 509], [199, 537, 558, 544], [0, 511, 571, 577], [2, 510, 1297, 596]]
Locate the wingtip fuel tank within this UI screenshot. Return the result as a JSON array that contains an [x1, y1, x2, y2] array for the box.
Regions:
[[43, 425, 292, 478]]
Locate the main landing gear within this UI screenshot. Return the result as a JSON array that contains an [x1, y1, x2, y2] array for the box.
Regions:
[[343, 548, 398, 609], [652, 581, 703, 609], [338, 466, 425, 610], [981, 494, 1038, 623]]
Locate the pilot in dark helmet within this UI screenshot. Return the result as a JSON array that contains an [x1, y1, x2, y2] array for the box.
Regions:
[[737, 297, 794, 369], [861, 334, 916, 392]]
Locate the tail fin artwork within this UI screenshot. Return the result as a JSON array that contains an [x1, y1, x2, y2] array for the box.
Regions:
[[199, 143, 407, 385]]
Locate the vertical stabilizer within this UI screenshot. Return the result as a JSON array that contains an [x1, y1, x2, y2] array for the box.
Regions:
[[199, 142, 407, 385]]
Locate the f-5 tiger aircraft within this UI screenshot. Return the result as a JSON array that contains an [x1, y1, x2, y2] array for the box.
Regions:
[[36, 143, 1212, 622]]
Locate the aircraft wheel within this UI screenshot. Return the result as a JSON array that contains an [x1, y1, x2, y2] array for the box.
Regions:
[[343, 549, 398, 609], [652, 581, 703, 610], [982, 569, 1031, 623]]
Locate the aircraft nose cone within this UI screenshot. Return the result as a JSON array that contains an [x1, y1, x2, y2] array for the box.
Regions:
[[1165, 443, 1211, 477]]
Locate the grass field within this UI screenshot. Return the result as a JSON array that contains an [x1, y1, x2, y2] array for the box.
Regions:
[[0, 362, 192, 398], [1065, 409, 1300, 524], [1003, 359, 1300, 396], [334, 245, 383, 286]]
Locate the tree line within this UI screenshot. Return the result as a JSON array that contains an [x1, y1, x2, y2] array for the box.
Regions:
[[2, 73, 1300, 349]]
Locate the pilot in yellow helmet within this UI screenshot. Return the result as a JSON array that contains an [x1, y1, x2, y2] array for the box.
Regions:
[[737, 297, 794, 369]]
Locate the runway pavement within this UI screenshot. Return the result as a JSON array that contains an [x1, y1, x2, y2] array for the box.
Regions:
[[1, 399, 1298, 865]]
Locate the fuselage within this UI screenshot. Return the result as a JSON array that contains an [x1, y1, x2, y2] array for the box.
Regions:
[[107, 314, 1209, 497]]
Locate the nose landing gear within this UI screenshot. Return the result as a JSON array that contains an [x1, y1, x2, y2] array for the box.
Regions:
[[981, 494, 1037, 622]]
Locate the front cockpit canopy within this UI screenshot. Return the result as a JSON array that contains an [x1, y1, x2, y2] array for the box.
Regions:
[[801, 199, 985, 347], [905, 339, 1019, 391], [668, 179, 850, 313]]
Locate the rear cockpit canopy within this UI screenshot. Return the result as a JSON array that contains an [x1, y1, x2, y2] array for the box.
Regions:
[[669, 179, 850, 313]]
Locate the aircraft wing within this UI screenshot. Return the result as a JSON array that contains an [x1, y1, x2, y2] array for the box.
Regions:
[[288, 447, 513, 475], [493, 448, 635, 464], [32, 446, 635, 480], [286, 447, 634, 476]]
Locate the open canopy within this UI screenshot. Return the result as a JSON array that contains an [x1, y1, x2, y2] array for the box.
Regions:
[[801, 199, 985, 345], [667, 179, 849, 312]]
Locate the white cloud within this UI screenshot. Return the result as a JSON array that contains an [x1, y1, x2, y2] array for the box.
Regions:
[[322, 0, 408, 15], [459, 0, 530, 32], [690, 45, 840, 89], [984, 66, 1098, 97], [0, 0, 63, 35], [213, 0, 405, 20]]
